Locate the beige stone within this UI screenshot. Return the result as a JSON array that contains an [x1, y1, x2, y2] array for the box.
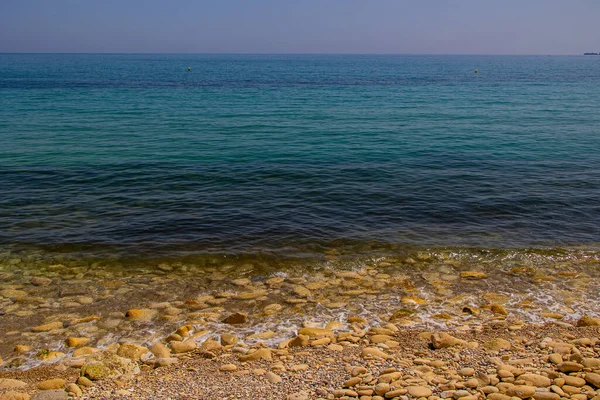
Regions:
[[298, 327, 334, 338], [576, 316, 600, 327], [484, 338, 512, 351], [239, 348, 272, 362], [585, 373, 600, 389], [76, 377, 93, 387], [65, 337, 90, 348], [65, 383, 82, 397], [533, 393, 560, 400], [460, 271, 487, 280], [150, 342, 170, 359], [124, 309, 157, 321], [361, 347, 388, 359], [557, 362, 583, 372], [220, 333, 238, 346], [491, 304, 508, 315], [170, 340, 197, 354], [116, 343, 148, 361], [506, 385, 536, 399], [289, 334, 310, 347], [73, 347, 98, 357], [219, 364, 237, 372], [407, 386, 433, 397], [0, 393, 30, 400], [518, 374, 552, 388], [222, 312, 248, 324], [32, 321, 63, 332], [37, 379, 66, 390], [0, 379, 28, 390], [431, 332, 465, 349], [266, 371, 282, 384]]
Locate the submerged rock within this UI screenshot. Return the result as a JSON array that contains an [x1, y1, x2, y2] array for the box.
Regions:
[[222, 312, 248, 324]]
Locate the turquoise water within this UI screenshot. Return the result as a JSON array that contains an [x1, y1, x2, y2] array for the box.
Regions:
[[1, 54, 600, 257]]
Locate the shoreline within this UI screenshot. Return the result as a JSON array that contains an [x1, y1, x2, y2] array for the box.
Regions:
[[1, 248, 599, 399]]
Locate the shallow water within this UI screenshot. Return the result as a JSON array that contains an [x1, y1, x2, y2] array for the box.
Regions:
[[1, 246, 599, 369]]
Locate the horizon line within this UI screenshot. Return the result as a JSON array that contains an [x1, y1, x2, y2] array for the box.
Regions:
[[0, 51, 586, 56]]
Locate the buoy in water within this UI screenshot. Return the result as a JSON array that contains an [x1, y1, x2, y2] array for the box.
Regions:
[[474, 69, 479, 74], [188, 66, 191, 71]]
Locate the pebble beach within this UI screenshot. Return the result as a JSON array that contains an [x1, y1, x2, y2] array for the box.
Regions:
[[1, 248, 599, 400]]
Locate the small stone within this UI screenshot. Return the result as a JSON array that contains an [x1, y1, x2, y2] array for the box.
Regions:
[[31, 391, 67, 400], [289, 364, 309, 372], [548, 353, 563, 364], [491, 304, 508, 315], [585, 373, 600, 389], [431, 332, 465, 349], [116, 343, 148, 360], [124, 309, 157, 321], [484, 338, 512, 351], [150, 342, 171, 359], [375, 383, 391, 396], [239, 348, 272, 362], [0, 379, 28, 389], [38, 379, 66, 390], [65, 383, 82, 397], [73, 347, 98, 357], [0, 289, 28, 299], [458, 367, 475, 377], [310, 337, 331, 346], [533, 393, 560, 400], [65, 337, 90, 348], [266, 371, 282, 384], [557, 362, 583, 373], [386, 389, 408, 397], [36, 350, 65, 362], [407, 386, 433, 397], [460, 271, 487, 280], [297, 327, 334, 338], [219, 364, 237, 372], [32, 321, 63, 332], [221, 333, 238, 346], [14, 345, 31, 353], [361, 347, 389, 359], [170, 340, 197, 354], [576, 316, 600, 327], [582, 358, 600, 369], [154, 357, 178, 368], [563, 376, 586, 387], [344, 377, 362, 387], [222, 312, 248, 324], [0, 392, 30, 400], [31, 277, 52, 286], [76, 377, 93, 387], [506, 385, 536, 399], [292, 286, 311, 297], [519, 374, 552, 388], [289, 334, 310, 347]]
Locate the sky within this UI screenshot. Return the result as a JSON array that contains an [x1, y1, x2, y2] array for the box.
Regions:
[[0, 0, 598, 55]]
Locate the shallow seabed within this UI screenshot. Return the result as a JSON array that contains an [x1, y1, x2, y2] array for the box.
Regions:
[[1, 245, 599, 370]]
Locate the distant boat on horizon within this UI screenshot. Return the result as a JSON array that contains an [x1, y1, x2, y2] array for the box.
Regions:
[[583, 52, 600, 56]]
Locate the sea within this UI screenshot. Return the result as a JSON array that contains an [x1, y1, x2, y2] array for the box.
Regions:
[[1, 54, 599, 260]]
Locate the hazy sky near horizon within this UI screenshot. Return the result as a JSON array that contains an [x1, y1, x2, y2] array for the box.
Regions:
[[0, 0, 598, 54]]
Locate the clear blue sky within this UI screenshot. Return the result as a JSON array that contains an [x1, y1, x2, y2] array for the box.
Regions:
[[1, 0, 598, 54]]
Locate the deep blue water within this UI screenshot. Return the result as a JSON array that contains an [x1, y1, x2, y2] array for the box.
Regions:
[[1, 54, 599, 256]]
